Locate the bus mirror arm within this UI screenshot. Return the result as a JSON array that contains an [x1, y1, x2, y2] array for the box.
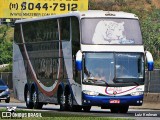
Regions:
[[76, 50, 82, 71], [145, 51, 154, 71]]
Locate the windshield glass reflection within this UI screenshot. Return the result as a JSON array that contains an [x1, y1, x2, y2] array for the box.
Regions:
[[83, 53, 114, 85], [83, 53, 144, 85], [81, 18, 142, 45]]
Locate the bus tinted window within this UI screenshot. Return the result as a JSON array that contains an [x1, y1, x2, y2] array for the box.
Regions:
[[81, 18, 142, 45], [71, 16, 80, 56], [22, 19, 59, 43], [59, 17, 70, 41], [14, 24, 21, 43], [71, 17, 80, 84]]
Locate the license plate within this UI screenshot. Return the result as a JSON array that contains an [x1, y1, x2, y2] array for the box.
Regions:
[[109, 100, 120, 104]]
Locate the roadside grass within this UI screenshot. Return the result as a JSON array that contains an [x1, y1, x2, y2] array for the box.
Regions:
[[0, 109, 131, 120]]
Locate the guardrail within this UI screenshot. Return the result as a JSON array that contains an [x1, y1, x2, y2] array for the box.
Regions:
[[145, 69, 160, 93]]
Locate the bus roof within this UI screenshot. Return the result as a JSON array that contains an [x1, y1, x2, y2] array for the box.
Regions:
[[15, 10, 139, 23]]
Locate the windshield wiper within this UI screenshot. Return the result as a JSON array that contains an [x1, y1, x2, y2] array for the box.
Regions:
[[132, 81, 139, 86], [113, 77, 140, 86], [87, 77, 110, 86]]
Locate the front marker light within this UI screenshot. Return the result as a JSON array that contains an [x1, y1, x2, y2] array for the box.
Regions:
[[131, 91, 143, 96], [83, 90, 99, 96]]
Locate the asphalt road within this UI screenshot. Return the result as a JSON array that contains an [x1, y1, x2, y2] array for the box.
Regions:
[[0, 102, 160, 120]]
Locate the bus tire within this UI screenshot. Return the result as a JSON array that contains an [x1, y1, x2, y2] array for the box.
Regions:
[[83, 106, 91, 112], [110, 106, 129, 113], [24, 88, 33, 109], [59, 92, 66, 111], [66, 90, 79, 111], [31, 88, 43, 109], [110, 107, 120, 113], [119, 106, 129, 113], [65, 87, 82, 112], [65, 90, 73, 111], [74, 105, 82, 112]]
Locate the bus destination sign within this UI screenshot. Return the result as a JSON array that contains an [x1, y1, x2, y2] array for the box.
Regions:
[[0, 0, 88, 18]]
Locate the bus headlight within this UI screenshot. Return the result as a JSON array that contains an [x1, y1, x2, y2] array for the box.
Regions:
[[83, 90, 99, 96], [131, 91, 143, 96]]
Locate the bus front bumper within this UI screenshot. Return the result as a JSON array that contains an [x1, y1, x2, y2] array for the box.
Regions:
[[82, 93, 143, 106]]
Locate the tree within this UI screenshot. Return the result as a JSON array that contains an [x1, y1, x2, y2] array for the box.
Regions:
[[0, 25, 13, 71]]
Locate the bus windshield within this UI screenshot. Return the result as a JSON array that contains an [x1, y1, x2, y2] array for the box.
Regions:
[[83, 53, 144, 86], [81, 18, 142, 45]]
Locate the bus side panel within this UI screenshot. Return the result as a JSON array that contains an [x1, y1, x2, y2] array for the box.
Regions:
[[13, 42, 27, 101], [62, 41, 82, 105], [20, 20, 61, 104]]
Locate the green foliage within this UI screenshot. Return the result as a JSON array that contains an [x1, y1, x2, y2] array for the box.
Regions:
[[115, 0, 126, 6], [146, 0, 152, 4], [89, 0, 116, 10], [0, 25, 13, 71], [140, 9, 160, 63], [141, 10, 160, 56], [0, 41, 12, 64]]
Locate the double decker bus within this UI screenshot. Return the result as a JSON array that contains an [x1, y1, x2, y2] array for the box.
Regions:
[[13, 10, 153, 113]]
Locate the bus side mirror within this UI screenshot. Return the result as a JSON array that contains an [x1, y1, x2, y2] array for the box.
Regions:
[[76, 50, 82, 71], [145, 51, 154, 71]]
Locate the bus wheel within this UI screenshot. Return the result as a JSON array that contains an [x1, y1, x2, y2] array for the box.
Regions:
[[65, 90, 82, 112], [24, 88, 33, 109], [66, 91, 74, 111], [83, 106, 91, 112], [74, 105, 82, 112], [119, 106, 129, 113], [59, 92, 66, 111], [31, 89, 43, 109], [110, 106, 129, 113], [110, 108, 119, 113]]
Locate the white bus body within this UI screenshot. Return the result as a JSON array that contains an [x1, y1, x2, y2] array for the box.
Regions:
[[13, 11, 153, 112]]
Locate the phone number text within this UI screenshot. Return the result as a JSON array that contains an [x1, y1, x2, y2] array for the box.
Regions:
[[9, 2, 78, 11]]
